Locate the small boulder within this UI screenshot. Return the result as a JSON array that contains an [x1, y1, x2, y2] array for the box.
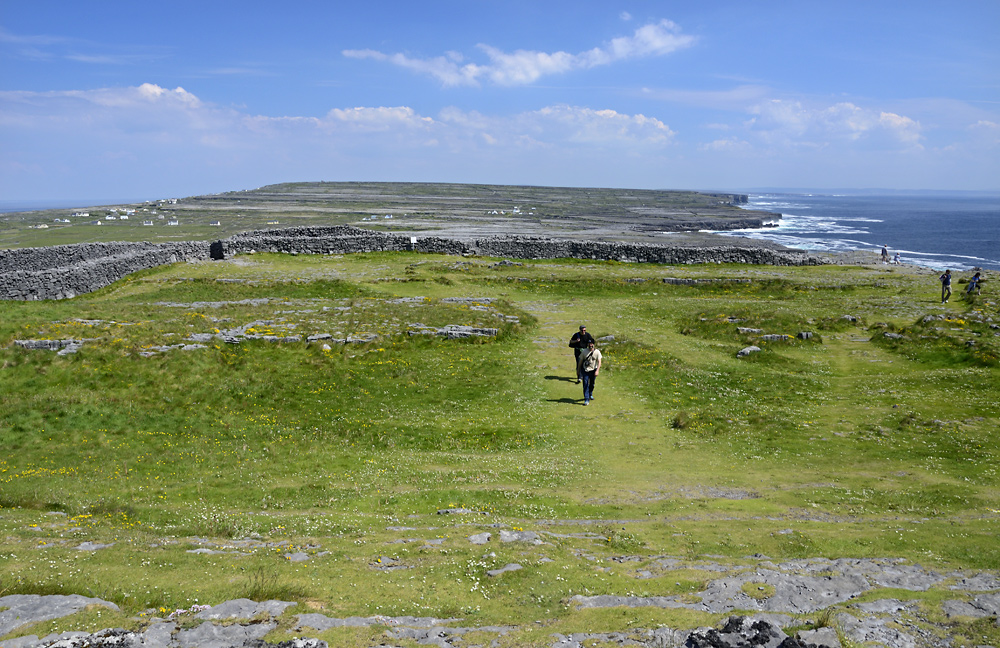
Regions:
[[487, 563, 523, 577], [797, 626, 841, 647]]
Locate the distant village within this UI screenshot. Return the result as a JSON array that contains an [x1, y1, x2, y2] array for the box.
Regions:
[[28, 198, 211, 230], [28, 199, 538, 231]]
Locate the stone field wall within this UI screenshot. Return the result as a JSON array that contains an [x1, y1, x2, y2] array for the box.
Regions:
[[0, 241, 210, 301], [0, 226, 820, 300], [224, 225, 820, 266]]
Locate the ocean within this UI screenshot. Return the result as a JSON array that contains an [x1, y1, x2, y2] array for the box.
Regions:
[[0, 199, 151, 214], [6, 193, 999, 271], [717, 193, 1000, 271]]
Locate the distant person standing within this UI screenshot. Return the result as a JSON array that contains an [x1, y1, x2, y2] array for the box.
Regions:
[[577, 340, 602, 406], [966, 272, 982, 295], [569, 325, 595, 383], [893, 251, 901, 265], [881, 245, 889, 264], [940, 269, 952, 303]]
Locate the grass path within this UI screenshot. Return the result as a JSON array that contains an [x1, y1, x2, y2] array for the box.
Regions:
[[519, 296, 725, 513]]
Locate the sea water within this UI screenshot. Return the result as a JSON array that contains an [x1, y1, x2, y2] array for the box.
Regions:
[[717, 193, 1000, 271]]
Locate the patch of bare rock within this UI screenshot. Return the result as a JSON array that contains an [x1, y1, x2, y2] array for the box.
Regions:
[[4, 554, 999, 647]]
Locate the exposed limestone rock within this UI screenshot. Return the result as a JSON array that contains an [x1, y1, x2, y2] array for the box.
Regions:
[[486, 563, 523, 577], [0, 594, 120, 637]]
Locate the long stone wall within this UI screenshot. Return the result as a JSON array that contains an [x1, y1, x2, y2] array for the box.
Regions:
[[222, 226, 820, 266], [0, 226, 819, 301], [0, 241, 210, 300]]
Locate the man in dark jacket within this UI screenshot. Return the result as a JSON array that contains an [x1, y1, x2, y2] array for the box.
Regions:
[[569, 325, 595, 383]]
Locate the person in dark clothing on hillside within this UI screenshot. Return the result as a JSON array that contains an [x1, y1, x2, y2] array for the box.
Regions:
[[940, 269, 952, 304], [569, 325, 595, 383], [966, 272, 982, 296]]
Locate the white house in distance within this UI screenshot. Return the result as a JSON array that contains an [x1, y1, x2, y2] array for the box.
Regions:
[[143, 220, 154, 226], [166, 219, 179, 226], [210, 220, 221, 226]]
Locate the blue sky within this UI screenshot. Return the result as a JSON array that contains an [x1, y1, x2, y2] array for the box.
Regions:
[[1, 0, 998, 201]]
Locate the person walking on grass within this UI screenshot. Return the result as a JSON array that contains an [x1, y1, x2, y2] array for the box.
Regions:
[[966, 272, 982, 296], [940, 269, 952, 303], [569, 325, 595, 383], [577, 340, 602, 406], [881, 245, 889, 264]]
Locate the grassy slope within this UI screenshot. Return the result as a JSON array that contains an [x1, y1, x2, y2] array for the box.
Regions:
[[0, 253, 997, 643]]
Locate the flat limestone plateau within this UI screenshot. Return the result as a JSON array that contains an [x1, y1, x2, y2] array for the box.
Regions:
[[1, 181, 790, 250], [195, 182, 778, 242]]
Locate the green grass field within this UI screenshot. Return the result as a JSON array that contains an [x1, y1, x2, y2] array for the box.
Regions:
[[1, 252, 997, 644]]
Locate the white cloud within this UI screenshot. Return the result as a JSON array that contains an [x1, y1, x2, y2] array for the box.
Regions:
[[966, 119, 1000, 149], [620, 11, 633, 21], [700, 138, 752, 152], [528, 105, 674, 145], [877, 111, 921, 144], [477, 45, 578, 85], [343, 19, 695, 87], [325, 106, 435, 131], [135, 83, 200, 105], [433, 104, 674, 148], [747, 99, 923, 148], [343, 49, 484, 86], [0, 84, 679, 198]]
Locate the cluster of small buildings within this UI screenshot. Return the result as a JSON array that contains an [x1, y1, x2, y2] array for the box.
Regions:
[[35, 198, 223, 233], [361, 214, 396, 221], [106, 207, 136, 219], [62, 201, 189, 227], [485, 206, 534, 216]]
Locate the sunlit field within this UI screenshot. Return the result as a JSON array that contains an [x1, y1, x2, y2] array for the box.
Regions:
[[1, 252, 997, 645]]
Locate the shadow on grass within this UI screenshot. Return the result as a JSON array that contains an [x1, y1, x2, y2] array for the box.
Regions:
[[546, 397, 587, 405], [544, 375, 578, 382]]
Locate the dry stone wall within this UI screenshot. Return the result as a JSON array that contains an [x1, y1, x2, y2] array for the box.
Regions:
[[0, 241, 210, 301], [0, 226, 820, 301], [222, 225, 820, 266]]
